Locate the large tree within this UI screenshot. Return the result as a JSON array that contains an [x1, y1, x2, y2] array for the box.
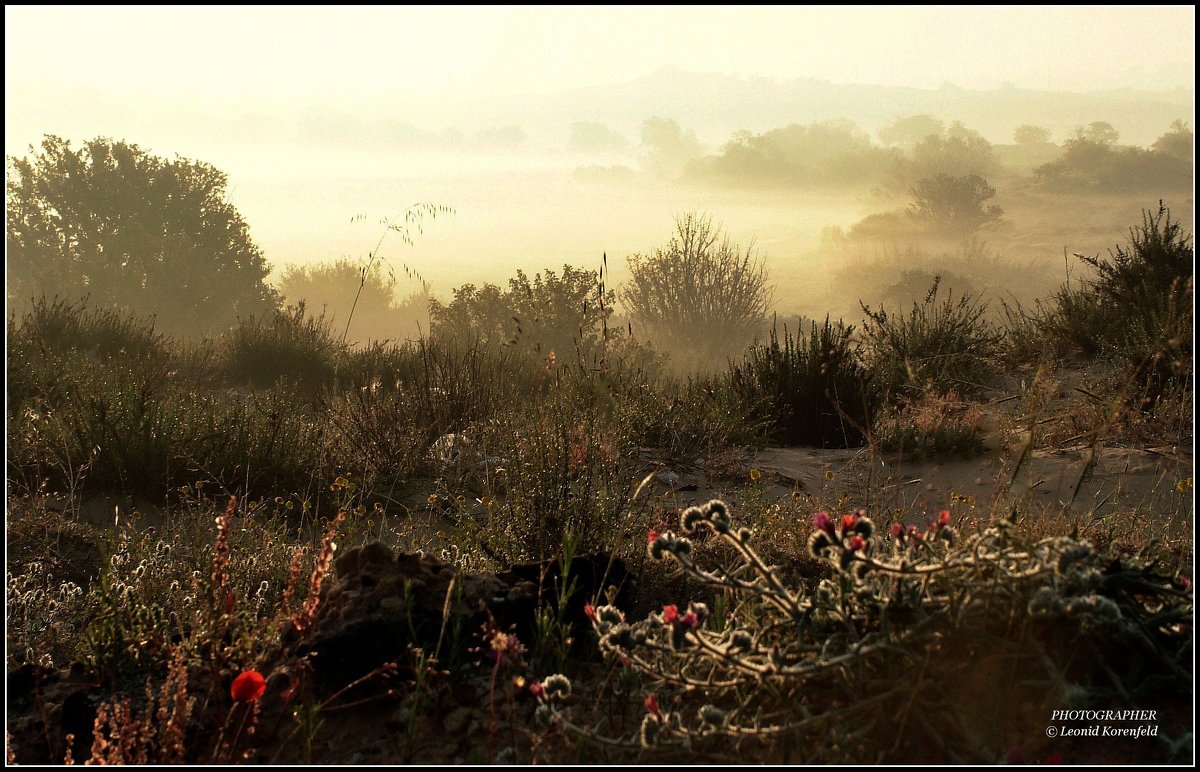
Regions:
[[6, 135, 278, 336]]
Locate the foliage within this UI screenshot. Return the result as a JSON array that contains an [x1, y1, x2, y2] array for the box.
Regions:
[[622, 213, 772, 372], [729, 317, 874, 447], [557, 501, 1192, 763], [640, 117, 706, 179], [219, 303, 341, 393], [872, 391, 985, 459], [6, 135, 279, 336], [277, 257, 432, 346], [699, 120, 897, 189], [1012, 124, 1052, 145], [1040, 204, 1193, 407], [430, 265, 617, 366], [878, 114, 945, 148], [895, 121, 997, 188], [568, 122, 629, 154], [1151, 119, 1193, 161], [908, 173, 1004, 238], [1035, 125, 1192, 192], [860, 277, 1002, 401]]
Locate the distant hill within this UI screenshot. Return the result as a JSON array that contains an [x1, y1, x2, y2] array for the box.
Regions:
[[396, 66, 1194, 148]]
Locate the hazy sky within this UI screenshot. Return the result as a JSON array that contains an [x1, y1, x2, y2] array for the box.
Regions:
[[5, 5, 1195, 299], [6, 6, 1194, 108]]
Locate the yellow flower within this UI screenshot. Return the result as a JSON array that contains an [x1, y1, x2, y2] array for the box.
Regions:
[[749, 468, 762, 482]]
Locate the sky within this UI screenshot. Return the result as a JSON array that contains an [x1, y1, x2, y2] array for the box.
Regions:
[[4, 5, 1196, 295], [6, 6, 1195, 111]]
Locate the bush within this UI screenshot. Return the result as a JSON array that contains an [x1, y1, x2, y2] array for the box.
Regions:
[[219, 303, 342, 393], [622, 213, 772, 372], [555, 501, 1192, 763], [729, 317, 874, 447], [860, 277, 1002, 401], [1039, 205, 1194, 407], [277, 257, 431, 346]]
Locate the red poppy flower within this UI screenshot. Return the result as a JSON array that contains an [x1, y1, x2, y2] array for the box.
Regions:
[[231, 670, 267, 703]]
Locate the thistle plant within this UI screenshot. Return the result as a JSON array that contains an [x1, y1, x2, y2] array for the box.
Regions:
[[549, 499, 1192, 762]]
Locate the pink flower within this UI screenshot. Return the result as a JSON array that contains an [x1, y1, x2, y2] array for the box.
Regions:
[[813, 512, 834, 533], [529, 682, 545, 700], [679, 611, 699, 629], [847, 535, 866, 552], [890, 523, 904, 539], [230, 670, 266, 703]]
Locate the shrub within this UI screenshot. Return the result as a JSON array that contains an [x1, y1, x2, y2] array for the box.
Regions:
[[219, 303, 342, 393], [548, 501, 1192, 763], [872, 391, 985, 459], [1039, 204, 1194, 407], [277, 257, 431, 346], [729, 317, 874, 447], [860, 277, 1002, 401], [622, 212, 772, 372]]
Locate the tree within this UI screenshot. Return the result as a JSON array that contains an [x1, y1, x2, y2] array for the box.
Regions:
[[568, 122, 630, 154], [622, 213, 772, 369], [6, 135, 278, 336], [1013, 125, 1052, 145], [1152, 119, 1193, 161], [640, 117, 705, 179], [878, 114, 945, 148], [908, 174, 1004, 238], [277, 257, 432, 345]]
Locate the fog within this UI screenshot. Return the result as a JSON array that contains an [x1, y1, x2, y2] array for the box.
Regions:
[[5, 6, 1195, 345]]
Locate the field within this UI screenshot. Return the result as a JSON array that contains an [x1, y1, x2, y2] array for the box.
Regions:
[[5, 206, 1193, 765]]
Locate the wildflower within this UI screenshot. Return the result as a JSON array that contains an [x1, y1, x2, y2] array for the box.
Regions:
[[890, 522, 904, 540], [541, 674, 571, 701], [807, 529, 833, 558], [583, 603, 596, 622], [749, 468, 761, 481], [529, 682, 545, 700], [230, 670, 266, 703], [679, 610, 699, 628], [847, 534, 866, 552], [841, 513, 858, 531], [938, 510, 951, 527], [680, 506, 705, 532], [644, 693, 661, 717], [639, 713, 661, 747], [661, 604, 679, 624], [813, 511, 835, 534]]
